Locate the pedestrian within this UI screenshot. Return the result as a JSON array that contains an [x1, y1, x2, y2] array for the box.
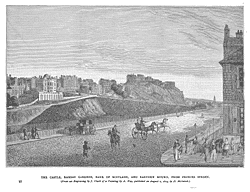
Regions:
[[31, 127, 35, 139], [202, 138, 209, 162], [230, 137, 236, 155], [237, 136, 244, 154], [34, 127, 40, 139], [190, 136, 198, 155], [210, 139, 217, 162], [83, 141, 91, 158], [23, 128, 29, 140], [184, 134, 189, 154], [88, 120, 94, 134], [173, 139, 181, 162], [222, 138, 230, 157]]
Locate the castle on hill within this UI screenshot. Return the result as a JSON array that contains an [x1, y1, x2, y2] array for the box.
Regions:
[[126, 74, 176, 89]]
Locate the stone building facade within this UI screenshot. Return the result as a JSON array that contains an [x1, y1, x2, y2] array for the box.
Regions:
[[60, 75, 78, 93], [39, 74, 63, 101], [99, 78, 115, 94], [219, 25, 244, 136], [43, 74, 57, 93]]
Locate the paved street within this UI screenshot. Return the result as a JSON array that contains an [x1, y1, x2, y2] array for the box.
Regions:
[[7, 108, 224, 167]]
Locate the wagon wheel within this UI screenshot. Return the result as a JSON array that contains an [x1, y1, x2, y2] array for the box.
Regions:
[[132, 128, 138, 139], [141, 130, 148, 140]]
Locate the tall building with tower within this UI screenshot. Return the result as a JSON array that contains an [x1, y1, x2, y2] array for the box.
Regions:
[[219, 25, 244, 138]]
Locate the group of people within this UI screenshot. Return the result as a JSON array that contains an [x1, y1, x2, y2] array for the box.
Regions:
[[221, 137, 244, 157], [22, 127, 40, 140], [77, 119, 95, 135], [174, 134, 244, 163]]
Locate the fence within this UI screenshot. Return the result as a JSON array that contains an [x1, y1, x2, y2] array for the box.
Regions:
[[7, 108, 215, 143], [193, 117, 223, 142]]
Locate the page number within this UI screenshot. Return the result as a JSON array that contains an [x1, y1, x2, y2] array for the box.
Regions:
[[19, 180, 22, 183]]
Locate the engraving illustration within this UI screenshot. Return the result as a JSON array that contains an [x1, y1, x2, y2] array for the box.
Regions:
[[6, 6, 244, 167]]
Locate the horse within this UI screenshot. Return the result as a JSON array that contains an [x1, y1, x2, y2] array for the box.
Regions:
[[107, 130, 120, 149], [147, 122, 158, 133], [157, 118, 170, 132]]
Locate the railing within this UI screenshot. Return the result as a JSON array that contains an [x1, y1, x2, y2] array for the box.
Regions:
[[193, 117, 223, 142], [7, 107, 217, 143]]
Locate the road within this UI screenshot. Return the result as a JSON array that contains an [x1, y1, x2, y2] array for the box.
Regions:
[[6, 107, 222, 167]]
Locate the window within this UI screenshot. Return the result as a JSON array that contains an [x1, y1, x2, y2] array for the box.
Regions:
[[238, 67, 244, 88], [240, 107, 244, 132]]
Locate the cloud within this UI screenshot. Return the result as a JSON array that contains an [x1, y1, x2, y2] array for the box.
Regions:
[[7, 6, 243, 79]]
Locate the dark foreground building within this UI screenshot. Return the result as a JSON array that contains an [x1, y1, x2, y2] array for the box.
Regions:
[[219, 25, 244, 138]]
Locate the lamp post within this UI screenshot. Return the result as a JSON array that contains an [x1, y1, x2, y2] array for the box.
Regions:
[[213, 118, 215, 139], [194, 123, 197, 136]]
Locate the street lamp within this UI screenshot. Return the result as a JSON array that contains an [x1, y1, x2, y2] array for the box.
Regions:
[[194, 123, 197, 136], [213, 118, 215, 139]]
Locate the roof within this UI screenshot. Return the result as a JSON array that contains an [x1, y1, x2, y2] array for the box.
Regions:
[[219, 47, 243, 65]]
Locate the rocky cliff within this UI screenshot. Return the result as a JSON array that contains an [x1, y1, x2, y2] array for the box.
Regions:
[[123, 81, 185, 105]]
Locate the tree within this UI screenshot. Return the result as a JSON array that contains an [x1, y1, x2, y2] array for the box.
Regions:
[[10, 96, 19, 107]]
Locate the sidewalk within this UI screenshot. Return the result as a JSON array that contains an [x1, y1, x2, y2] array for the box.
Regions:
[[160, 126, 244, 167], [6, 123, 121, 146], [6, 134, 64, 146], [161, 149, 244, 167]]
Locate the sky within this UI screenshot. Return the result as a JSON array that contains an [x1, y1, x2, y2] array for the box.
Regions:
[[6, 6, 244, 101]]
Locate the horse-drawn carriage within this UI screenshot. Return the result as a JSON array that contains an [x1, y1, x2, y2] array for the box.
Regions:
[[65, 119, 96, 135], [131, 118, 170, 140]]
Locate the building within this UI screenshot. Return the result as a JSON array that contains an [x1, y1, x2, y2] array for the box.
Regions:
[[31, 77, 37, 89], [99, 78, 114, 94], [91, 83, 102, 95], [162, 81, 175, 89], [38, 92, 63, 101], [42, 74, 57, 93], [6, 77, 25, 98], [219, 25, 244, 137], [36, 76, 44, 91], [38, 74, 63, 101], [60, 75, 78, 93]]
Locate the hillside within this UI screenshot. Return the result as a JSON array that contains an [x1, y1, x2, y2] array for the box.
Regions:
[[7, 97, 191, 134]]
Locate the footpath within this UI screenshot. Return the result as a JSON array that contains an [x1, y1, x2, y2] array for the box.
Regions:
[[160, 121, 244, 167]]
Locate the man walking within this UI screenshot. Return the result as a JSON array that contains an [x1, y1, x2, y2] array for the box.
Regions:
[[210, 139, 217, 162], [173, 139, 181, 162], [202, 138, 209, 162], [31, 127, 35, 139], [34, 127, 40, 139], [184, 134, 189, 154], [23, 128, 29, 140], [83, 141, 91, 158]]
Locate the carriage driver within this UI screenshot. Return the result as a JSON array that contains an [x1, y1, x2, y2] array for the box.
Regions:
[[140, 117, 146, 128]]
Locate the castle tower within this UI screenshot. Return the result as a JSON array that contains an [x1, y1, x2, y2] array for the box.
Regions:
[[219, 25, 244, 137], [224, 24, 230, 40]]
